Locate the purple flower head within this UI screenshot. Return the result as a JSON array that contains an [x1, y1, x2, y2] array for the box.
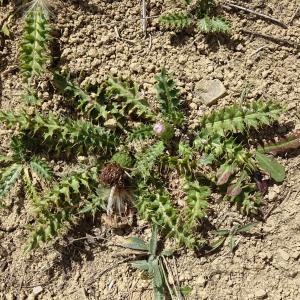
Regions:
[[153, 122, 165, 136]]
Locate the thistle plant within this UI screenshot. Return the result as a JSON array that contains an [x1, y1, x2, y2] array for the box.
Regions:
[[0, 66, 295, 252], [0, 136, 52, 207], [160, 0, 230, 34], [123, 226, 181, 300], [0, 110, 117, 157], [25, 166, 102, 251], [20, 0, 51, 82], [193, 100, 285, 213]]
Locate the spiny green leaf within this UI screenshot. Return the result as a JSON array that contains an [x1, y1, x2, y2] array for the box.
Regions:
[[111, 152, 133, 169], [128, 124, 154, 141], [159, 12, 193, 29], [25, 209, 71, 252], [199, 101, 282, 136], [53, 72, 112, 123], [133, 141, 165, 180], [155, 68, 184, 125], [79, 187, 108, 218], [20, 6, 51, 80], [183, 180, 210, 231], [26, 168, 99, 250], [136, 186, 198, 248], [23, 167, 40, 205], [0, 111, 117, 156], [30, 156, 52, 180], [107, 77, 154, 119], [198, 16, 230, 33], [0, 164, 23, 203]]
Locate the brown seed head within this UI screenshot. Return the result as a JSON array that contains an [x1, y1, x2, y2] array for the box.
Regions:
[[100, 163, 125, 187]]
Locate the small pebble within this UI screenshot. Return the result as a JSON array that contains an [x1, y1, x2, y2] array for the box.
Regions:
[[33, 286, 43, 296], [255, 289, 267, 299], [236, 43, 244, 51], [278, 249, 290, 261], [5, 294, 15, 300], [196, 275, 206, 287], [268, 190, 277, 201], [195, 79, 226, 106]]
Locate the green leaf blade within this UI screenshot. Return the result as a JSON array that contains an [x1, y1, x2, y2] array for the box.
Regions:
[[255, 152, 285, 182]]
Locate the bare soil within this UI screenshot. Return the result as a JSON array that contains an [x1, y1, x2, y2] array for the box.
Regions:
[[0, 0, 299, 299]]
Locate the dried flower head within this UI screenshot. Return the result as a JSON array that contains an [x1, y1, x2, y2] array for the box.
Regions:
[[100, 163, 125, 187], [106, 186, 132, 216]]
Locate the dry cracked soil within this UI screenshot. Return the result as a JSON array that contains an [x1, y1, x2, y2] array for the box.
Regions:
[[0, 0, 300, 299]]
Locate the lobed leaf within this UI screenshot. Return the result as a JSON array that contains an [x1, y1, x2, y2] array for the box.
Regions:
[[159, 12, 193, 29], [30, 156, 52, 180], [198, 16, 230, 33], [0, 111, 117, 156], [155, 68, 184, 125], [20, 6, 51, 80], [0, 164, 23, 204], [133, 141, 165, 180], [199, 101, 282, 136], [107, 77, 154, 119], [183, 180, 210, 231], [26, 168, 99, 250]]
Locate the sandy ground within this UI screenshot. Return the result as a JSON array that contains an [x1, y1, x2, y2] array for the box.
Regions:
[[0, 0, 299, 299]]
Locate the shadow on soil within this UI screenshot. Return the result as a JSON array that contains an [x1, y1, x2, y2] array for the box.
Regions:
[[52, 214, 136, 273], [170, 30, 244, 54]]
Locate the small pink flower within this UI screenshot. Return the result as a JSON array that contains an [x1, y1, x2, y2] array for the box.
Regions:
[[153, 122, 165, 136]]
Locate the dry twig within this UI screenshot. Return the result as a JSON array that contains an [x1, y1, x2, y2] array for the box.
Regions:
[[289, 5, 300, 24], [241, 29, 300, 49], [250, 45, 270, 56], [222, 1, 288, 29], [141, 0, 147, 35]]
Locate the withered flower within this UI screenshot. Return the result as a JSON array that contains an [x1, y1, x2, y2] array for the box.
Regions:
[[99, 163, 131, 216]]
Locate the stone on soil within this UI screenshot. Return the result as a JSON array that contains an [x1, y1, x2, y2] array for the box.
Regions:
[[195, 79, 226, 105], [254, 288, 267, 299], [278, 249, 290, 261], [196, 275, 206, 287]]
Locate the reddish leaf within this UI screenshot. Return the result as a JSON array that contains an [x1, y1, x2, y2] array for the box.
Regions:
[[258, 131, 300, 155], [216, 164, 235, 186], [227, 184, 242, 196], [253, 172, 268, 194]]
